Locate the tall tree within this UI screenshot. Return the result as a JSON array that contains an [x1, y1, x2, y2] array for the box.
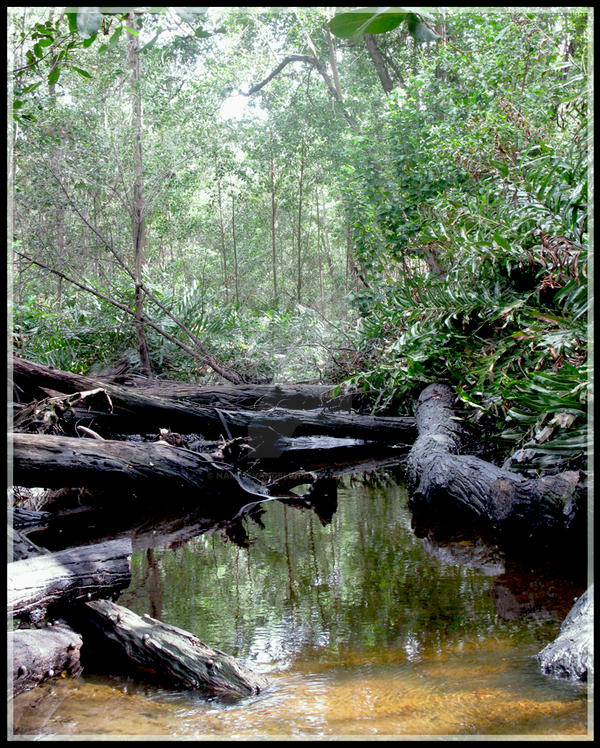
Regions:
[[127, 11, 152, 376]]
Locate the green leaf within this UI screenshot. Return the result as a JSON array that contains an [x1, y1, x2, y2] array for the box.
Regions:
[[329, 8, 410, 38], [22, 82, 42, 94], [82, 32, 98, 48], [12, 100, 24, 110], [492, 232, 510, 251], [122, 25, 139, 36], [48, 68, 60, 85], [195, 26, 210, 38], [108, 27, 122, 46], [406, 14, 439, 42], [66, 12, 78, 33], [38, 37, 54, 47], [33, 43, 43, 57], [72, 65, 92, 78]]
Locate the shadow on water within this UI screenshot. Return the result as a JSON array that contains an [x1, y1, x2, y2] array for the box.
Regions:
[[13, 457, 590, 738]]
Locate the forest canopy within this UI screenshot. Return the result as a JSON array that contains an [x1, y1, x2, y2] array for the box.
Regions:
[[8, 6, 591, 475]]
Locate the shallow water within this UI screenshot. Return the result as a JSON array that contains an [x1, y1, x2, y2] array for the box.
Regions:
[[10, 472, 591, 739]]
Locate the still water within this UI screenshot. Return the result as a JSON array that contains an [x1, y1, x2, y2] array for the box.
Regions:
[[11, 472, 590, 739]]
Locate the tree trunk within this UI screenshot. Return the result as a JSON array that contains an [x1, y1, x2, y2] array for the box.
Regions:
[[297, 139, 305, 304], [364, 34, 394, 93], [319, 188, 336, 287], [231, 194, 239, 305], [270, 142, 278, 303], [69, 599, 268, 696], [127, 12, 152, 377], [315, 188, 325, 314], [326, 18, 343, 100], [9, 624, 83, 697], [216, 163, 228, 302], [11, 434, 272, 497], [406, 383, 586, 539], [8, 538, 132, 620], [537, 585, 593, 681]]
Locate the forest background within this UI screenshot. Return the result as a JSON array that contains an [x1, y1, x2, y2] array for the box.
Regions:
[[8, 6, 591, 477]]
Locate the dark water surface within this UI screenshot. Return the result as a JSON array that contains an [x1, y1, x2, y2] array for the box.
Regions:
[[11, 472, 591, 738]]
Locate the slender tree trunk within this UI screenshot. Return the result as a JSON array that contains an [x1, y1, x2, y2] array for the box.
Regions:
[[231, 194, 239, 305], [216, 167, 228, 303], [364, 34, 394, 94], [127, 13, 152, 377], [47, 9, 65, 308], [315, 188, 324, 314], [270, 144, 278, 304], [325, 18, 343, 100], [318, 188, 336, 287], [296, 140, 305, 304]]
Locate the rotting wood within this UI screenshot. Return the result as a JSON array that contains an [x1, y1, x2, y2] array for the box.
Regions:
[[9, 624, 83, 697], [406, 383, 585, 538], [8, 537, 132, 621], [69, 599, 268, 697]]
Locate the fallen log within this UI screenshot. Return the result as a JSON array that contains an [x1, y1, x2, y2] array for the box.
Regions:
[[11, 434, 279, 507], [8, 537, 132, 621], [537, 585, 593, 681], [12, 356, 355, 410], [8, 525, 49, 562], [70, 599, 268, 697], [12, 358, 414, 442], [9, 624, 83, 697], [406, 383, 585, 538]]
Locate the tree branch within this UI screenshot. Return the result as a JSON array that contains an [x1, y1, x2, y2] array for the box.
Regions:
[[242, 53, 355, 127], [14, 249, 244, 384]]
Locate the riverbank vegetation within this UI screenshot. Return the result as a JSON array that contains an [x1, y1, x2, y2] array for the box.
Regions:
[[10, 7, 590, 476]]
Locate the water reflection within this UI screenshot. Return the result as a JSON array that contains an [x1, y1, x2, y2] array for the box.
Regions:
[[12, 470, 589, 738]]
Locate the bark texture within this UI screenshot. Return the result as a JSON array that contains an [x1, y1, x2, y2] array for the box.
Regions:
[[11, 434, 276, 504], [9, 624, 83, 697], [537, 585, 593, 681], [406, 383, 585, 536], [8, 538, 132, 620], [72, 599, 269, 697]]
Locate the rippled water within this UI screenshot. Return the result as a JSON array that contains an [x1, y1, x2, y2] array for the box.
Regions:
[[10, 472, 591, 738]]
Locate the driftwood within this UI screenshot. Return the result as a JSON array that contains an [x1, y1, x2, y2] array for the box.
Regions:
[[8, 538, 132, 621], [9, 624, 83, 697], [537, 585, 593, 681], [70, 599, 268, 697], [406, 383, 585, 538]]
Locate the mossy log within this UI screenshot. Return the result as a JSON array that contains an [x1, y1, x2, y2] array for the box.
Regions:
[[9, 624, 83, 697], [406, 383, 585, 538], [8, 538, 132, 621], [71, 599, 268, 697]]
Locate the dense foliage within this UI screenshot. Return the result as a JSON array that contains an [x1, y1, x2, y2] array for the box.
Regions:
[[9, 7, 590, 473], [334, 9, 589, 472]]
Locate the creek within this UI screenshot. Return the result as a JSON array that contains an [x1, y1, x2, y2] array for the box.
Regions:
[[10, 469, 590, 738]]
